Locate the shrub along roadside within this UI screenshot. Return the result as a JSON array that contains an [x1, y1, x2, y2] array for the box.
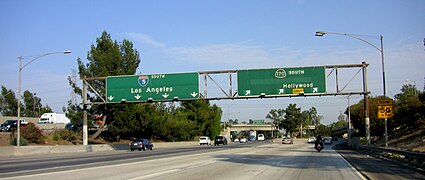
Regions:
[[20, 122, 44, 144]]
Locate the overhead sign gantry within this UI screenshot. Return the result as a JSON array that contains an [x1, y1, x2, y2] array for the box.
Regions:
[[81, 62, 370, 146]]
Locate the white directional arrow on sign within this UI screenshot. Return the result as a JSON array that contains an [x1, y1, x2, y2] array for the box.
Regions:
[[162, 93, 169, 99], [107, 95, 115, 101], [134, 94, 141, 100], [279, 89, 284, 94], [246, 90, 251, 96], [191, 92, 198, 97], [313, 87, 318, 93]]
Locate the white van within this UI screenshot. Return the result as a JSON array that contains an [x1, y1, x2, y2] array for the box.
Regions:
[[257, 134, 265, 141]]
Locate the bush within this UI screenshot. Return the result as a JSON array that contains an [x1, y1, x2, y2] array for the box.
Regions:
[[53, 129, 80, 142], [53, 132, 60, 141], [10, 137, 28, 146], [21, 122, 43, 144]]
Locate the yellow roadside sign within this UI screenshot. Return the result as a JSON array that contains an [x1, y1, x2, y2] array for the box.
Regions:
[[378, 105, 393, 119], [378, 99, 393, 105]]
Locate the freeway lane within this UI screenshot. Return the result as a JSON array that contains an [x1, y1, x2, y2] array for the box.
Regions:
[[0, 142, 249, 176], [0, 141, 365, 180]]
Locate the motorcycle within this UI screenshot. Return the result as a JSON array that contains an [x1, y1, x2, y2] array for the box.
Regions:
[[315, 144, 324, 152]]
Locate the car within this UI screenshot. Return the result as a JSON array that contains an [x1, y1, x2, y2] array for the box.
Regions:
[[307, 137, 316, 143], [214, 136, 228, 145], [129, 138, 154, 151], [324, 137, 332, 145], [257, 134, 265, 141], [249, 135, 256, 141], [65, 122, 84, 131], [282, 137, 294, 144], [0, 120, 28, 132], [240, 137, 247, 143], [199, 136, 211, 145]]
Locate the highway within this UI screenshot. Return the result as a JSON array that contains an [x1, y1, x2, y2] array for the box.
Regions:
[[0, 140, 366, 180]]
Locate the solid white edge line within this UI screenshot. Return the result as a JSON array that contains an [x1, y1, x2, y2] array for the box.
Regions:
[[334, 149, 368, 180]]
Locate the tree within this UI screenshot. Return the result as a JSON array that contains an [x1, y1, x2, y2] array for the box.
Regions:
[[282, 104, 302, 137], [0, 86, 51, 117], [267, 108, 285, 132], [349, 84, 424, 140], [315, 124, 331, 137], [337, 112, 346, 122], [309, 107, 323, 126], [178, 100, 222, 139], [393, 85, 424, 129], [0, 86, 18, 116], [68, 31, 141, 129], [22, 90, 48, 117], [77, 31, 140, 99]]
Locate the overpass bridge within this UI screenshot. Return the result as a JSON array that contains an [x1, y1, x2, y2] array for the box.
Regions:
[[222, 124, 276, 140]]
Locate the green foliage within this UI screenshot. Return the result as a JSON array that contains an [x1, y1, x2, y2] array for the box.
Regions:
[[53, 132, 60, 141], [393, 85, 424, 129], [315, 124, 331, 137], [21, 122, 44, 143], [349, 84, 425, 139], [0, 86, 52, 117], [67, 30, 141, 137], [282, 104, 302, 135], [330, 119, 348, 131], [0, 86, 19, 116], [77, 31, 140, 99], [53, 129, 80, 141], [107, 100, 222, 142], [10, 137, 28, 146], [66, 31, 223, 142], [267, 104, 324, 137]]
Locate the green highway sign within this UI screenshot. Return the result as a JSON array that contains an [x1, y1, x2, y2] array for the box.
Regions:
[[106, 72, 199, 103], [237, 67, 326, 97]]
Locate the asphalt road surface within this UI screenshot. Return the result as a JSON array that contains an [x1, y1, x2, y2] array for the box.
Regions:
[[0, 141, 367, 180]]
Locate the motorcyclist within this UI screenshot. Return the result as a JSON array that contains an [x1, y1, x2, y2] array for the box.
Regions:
[[314, 135, 324, 152]]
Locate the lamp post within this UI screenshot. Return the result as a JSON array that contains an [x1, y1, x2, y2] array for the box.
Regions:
[[16, 50, 71, 146], [316, 31, 386, 147]]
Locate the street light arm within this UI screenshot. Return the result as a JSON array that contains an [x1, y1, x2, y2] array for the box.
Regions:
[[21, 50, 71, 70], [16, 49, 71, 147], [316, 31, 382, 52]]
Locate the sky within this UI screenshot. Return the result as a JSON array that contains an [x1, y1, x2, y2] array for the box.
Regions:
[[0, 0, 424, 125]]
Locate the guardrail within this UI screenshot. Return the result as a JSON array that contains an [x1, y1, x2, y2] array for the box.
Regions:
[[360, 146, 425, 169]]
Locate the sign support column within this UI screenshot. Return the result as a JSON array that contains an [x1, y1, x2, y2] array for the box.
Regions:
[[362, 62, 370, 146], [82, 78, 88, 146]]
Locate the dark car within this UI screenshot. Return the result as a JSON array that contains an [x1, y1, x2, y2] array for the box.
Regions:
[[324, 137, 333, 145], [214, 136, 228, 146], [129, 138, 154, 151], [0, 120, 18, 132]]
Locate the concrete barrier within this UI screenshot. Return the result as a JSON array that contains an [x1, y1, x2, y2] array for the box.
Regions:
[[0, 141, 200, 157]]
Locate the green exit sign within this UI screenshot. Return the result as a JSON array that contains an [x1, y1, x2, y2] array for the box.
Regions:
[[237, 67, 326, 97], [106, 72, 199, 103]]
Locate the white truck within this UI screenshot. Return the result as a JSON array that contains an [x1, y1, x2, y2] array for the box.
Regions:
[[38, 113, 71, 124]]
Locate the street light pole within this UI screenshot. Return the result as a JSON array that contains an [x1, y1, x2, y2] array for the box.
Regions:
[[16, 50, 71, 146], [316, 31, 386, 146]]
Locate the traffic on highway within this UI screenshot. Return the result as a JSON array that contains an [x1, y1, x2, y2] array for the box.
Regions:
[[1, 139, 423, 180]]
